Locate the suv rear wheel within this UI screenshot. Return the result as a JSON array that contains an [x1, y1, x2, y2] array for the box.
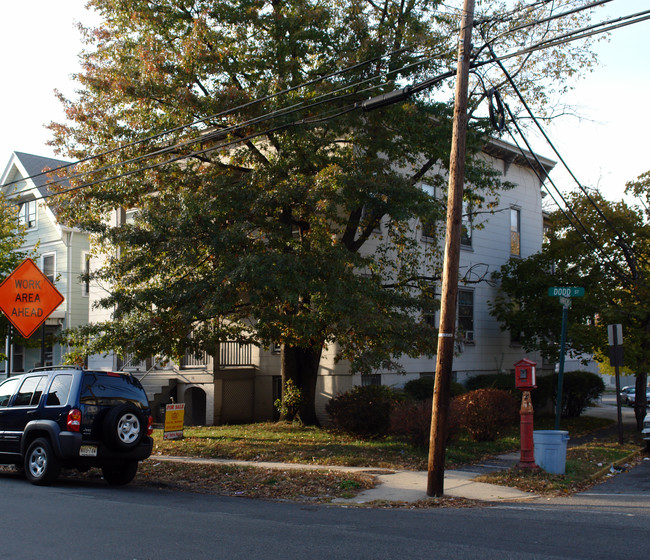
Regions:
[[103, 403, 145, 451], [102, 461, 139, 485], [25, 438, 61, 486]]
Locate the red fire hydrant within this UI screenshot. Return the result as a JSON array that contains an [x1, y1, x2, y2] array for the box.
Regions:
[[514, 358, 538, 469]]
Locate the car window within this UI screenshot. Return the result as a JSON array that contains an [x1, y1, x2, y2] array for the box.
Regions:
[[13, 376, 47, 407], [46, 374, 73, 407], [80, 372, 148, 407], [0, 378, 21, 407]]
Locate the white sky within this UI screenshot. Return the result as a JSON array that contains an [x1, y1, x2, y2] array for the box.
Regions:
[[0, 0, 648, 202]]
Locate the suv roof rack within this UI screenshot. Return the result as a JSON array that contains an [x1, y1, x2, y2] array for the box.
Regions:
[[27, 365, 84, 373]]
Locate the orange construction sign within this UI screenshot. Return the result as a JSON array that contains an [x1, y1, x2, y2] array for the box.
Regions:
[[0, 258, 65, 338]]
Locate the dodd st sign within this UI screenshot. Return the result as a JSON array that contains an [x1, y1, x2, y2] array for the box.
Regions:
[[0, 258, 65, 338]]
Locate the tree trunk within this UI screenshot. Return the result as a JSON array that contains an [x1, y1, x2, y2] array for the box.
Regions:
[[280, 343, 323, 426]]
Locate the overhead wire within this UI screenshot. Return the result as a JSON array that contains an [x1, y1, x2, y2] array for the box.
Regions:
[[476, 25, 635, 281], [2, 43, 450, 192], [6, 45, 460, 199], [479, 26, 638, 271], [7, 3, 649, 207]]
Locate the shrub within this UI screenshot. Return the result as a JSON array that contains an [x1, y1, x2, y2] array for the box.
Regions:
[[404, 377, 434, 401], [325, 385, 400, 438], [465, 373, 516, 395], [450, 388, 519, 442], [552, 370, 605, 417], [390, 399, 432, 448], [403, 377, 466, 402], [274, 378, 303, 422]]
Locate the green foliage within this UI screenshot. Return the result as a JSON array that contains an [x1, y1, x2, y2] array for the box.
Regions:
[[403, 376, 465, 401], [325, 385, 401, 438], [49, 0, 601, 424], [465, 373, 517, 394], [449, 388, 519, 442], [490, 185, 650, 426], [403, 377, 435, 401], [274, 379, 304, 423], [551, 370, 605, 418]]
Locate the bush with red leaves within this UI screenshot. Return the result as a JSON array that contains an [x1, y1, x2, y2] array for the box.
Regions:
[[450, 388, 519, 442]]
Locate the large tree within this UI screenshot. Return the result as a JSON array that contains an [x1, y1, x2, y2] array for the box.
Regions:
[[490, 182, 650, 428], [49, 0, 599, 424]]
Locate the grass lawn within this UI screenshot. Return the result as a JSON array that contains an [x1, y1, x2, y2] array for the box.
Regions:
[[140, 414, 646, 500], [151, 414, 625, 472]]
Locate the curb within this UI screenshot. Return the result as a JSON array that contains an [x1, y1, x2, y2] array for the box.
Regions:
[[587, 447, 644, 482]]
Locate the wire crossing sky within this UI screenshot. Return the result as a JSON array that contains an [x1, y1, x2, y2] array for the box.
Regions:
[[0, 0, 648, 202]]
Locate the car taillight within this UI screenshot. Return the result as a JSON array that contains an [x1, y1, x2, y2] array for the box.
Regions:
[[147, 415, 154, 436], [67, 408, 82, 432]]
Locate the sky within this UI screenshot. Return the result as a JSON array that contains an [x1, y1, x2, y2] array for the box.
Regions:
[[0, 0, 648, 203]]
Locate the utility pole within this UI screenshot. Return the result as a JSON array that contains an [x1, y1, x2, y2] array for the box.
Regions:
[[427, 0, 475, 497]]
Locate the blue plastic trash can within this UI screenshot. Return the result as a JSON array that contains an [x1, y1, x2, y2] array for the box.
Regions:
[[533, 430, 570, 474]]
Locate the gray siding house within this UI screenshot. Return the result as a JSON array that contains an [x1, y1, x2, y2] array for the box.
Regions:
[[86, 139, 555, 425], [1, 152, 90, 374]]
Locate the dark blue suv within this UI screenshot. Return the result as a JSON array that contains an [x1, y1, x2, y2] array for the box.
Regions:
[[0, 367, 153, 485]]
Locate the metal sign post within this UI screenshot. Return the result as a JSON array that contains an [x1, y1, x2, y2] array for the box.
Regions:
[[548, 287, 584, 430]]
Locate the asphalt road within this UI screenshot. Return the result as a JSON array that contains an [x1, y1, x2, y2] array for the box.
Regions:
[[1, 466, 648, 560], [1, 395, 647, 560]]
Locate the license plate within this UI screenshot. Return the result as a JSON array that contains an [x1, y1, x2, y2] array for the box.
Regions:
[[79, 445, 98, 457]]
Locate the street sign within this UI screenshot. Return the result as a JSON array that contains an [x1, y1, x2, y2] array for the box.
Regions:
[[607, 324, 623, 346], [0, 258, 65, 338], [548, 286, 585, 298]]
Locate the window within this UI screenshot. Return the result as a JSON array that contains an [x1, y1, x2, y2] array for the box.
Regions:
[[361, 374, 381, 387], [0, 378, 20, 407], [457, 289, 474, 342], [421, 281, 437, 327], [420, 184, 437, 238], [42, 253, 56, 284], [461, 200, 473, 247], [360, 204, 381, 233], [13, 376, 47, 407], [82, 253, 91, 296], [12, 344, 24, 372], [46, 374, 73, 407], [18, 199, 37, 229], [510, 207, 521, 256]]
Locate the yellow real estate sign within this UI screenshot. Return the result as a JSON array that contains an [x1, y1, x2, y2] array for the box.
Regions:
[[163, 403, 185, 440]]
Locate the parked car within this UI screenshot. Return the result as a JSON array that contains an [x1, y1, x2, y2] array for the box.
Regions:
[[643, 414, 650, 452], [620, 386, 635, 405], [0, 367, 153, 486], [626, 387, 650, 407]]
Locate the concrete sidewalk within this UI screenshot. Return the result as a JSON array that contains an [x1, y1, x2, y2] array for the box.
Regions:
[[155, 453, 535, 504]]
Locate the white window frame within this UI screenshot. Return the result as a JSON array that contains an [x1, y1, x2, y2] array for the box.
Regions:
[[461, 199, 473, 248], [510, 207, 521, 256], [420, 183, 437, 239], [18, 199, 37, 230], [81, 252, 91, 297], [457, 288, 474, 344], [41, 252, 56, 285]]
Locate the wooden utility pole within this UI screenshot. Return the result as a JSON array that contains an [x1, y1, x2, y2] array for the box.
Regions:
[[427, 0, 475, 497]]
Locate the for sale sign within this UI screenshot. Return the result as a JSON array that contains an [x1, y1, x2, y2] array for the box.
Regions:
[[163, 403, 185, 440], [0, 258, 64, 338]]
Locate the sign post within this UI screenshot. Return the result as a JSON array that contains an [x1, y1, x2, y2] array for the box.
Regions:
[[0, 259, 65, 374], [548, 287, 584, 430]]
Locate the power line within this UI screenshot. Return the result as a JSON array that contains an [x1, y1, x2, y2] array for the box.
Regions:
[[5, 48, 456, 198], [481, 27, 637, 271], [8, 5, 649, 204]]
